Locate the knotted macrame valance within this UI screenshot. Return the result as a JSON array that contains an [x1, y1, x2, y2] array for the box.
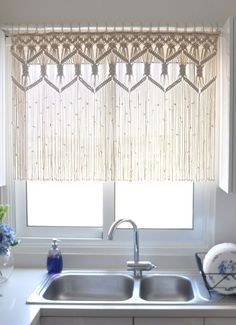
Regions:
[[11, 30, 219, 181]]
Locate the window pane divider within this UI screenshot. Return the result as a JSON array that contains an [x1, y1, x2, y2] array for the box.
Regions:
[[103, 182, 115, 240]]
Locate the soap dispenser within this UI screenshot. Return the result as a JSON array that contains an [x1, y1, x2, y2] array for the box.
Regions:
[[47, 238, 63, 275]]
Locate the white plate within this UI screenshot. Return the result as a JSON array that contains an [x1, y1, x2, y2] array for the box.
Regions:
[[203, 243, 236, 295]]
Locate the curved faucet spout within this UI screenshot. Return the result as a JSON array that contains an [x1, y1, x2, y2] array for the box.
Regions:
[[108, 218, 156, 278], [108, 218, 139, 263]]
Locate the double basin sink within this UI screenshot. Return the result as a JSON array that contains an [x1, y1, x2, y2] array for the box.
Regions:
[[27, 271, 210, 305]]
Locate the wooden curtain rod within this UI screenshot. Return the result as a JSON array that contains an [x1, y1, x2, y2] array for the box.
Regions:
[[1, 23, 221, 35]]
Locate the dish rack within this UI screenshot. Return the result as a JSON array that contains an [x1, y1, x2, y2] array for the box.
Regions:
[[195, 252, 236, 298]]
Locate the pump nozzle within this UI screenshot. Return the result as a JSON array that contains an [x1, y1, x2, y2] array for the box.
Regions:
[[52, 238, 61, 249]]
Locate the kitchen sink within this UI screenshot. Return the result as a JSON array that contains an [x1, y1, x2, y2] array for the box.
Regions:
[[42, 272, 134, 301], [140, 275, 194, 302], [27, 270, 210, 305]]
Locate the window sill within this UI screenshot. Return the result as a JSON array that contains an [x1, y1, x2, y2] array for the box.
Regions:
[[12, 236, 209, 270]]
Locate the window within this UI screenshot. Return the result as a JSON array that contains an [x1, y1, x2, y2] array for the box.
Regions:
[[26, 181, 193, 229], [3, 28, 218, 253], [115, 181, 193, 229], [14, 179, 214, 251], [27, 181, 103, 227]]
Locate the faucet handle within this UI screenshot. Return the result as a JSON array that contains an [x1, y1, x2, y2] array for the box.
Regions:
[[127, 260, 157, 272]]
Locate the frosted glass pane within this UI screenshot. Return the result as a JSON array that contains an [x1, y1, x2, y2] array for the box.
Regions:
[[27, 181, 103, 227], [115, 182, 193, 229]]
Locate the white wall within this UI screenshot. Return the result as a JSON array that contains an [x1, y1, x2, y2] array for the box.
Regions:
[[0, 0, 236, 25], [215, 189, 236, 244], [0, 0, 236, 245]]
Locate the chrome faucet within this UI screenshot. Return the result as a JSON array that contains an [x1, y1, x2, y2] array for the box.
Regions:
[[108, 218, 156, 278]]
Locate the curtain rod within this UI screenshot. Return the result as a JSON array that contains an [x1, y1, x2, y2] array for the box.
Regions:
[[1, 23, 221, 35]]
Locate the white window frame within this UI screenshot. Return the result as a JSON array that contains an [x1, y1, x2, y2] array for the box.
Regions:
[[0, 30, 6, 187], [1, 36, 216, 257], [12, 180, 216, 250]]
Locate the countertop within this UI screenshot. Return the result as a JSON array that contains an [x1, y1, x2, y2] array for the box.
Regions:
[[0, 269, 44, 325], [2, 269, 236, 325]]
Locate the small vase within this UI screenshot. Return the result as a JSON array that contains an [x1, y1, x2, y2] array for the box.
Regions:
[[0, 249, 14, 284]]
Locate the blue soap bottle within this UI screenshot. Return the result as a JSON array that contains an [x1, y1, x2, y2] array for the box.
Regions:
[[47, 238, 63, 275]]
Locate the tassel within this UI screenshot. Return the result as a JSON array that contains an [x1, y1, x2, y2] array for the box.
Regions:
[[201, 43, 210, 61], [161, 62, 169, 87], [190, 43, 200, 61], [22, 63, 29, 87], [131, 41, 141, 58], [119, 42, 129, 59], [195, 64, 204, 88], [51, 43, 60, 61], [62, 42, 71, 60], [85, 42, 93, 59], [96, 42, 105, 60], [126, 63, 133, 83], [91, 63, 99, 87], [166, 42, 176, 58], [57, 64, 64, 85], [155, 42, 164, 58], [28, 44, 36, 60]]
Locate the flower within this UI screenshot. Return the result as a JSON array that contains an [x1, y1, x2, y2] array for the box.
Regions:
[[0, 204, 19, 255]]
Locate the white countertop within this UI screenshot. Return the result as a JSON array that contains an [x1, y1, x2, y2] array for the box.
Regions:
[[2, 268, 236, 325], [0, 269, 44, 325]]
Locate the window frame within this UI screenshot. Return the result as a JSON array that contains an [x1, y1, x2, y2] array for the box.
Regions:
[[0, 31, 6, 187], [13, 180, 216, 248]]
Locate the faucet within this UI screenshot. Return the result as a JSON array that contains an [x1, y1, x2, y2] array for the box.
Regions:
[[108, 218, 156, 278]]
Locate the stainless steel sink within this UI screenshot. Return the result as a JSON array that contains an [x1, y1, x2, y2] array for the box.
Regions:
[[42, 272, 134, 301], [140, 275, 194, 302], [27, 271, 210, 305]]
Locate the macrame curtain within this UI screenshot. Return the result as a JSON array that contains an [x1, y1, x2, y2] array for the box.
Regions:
[[11, 30, 219, 181]]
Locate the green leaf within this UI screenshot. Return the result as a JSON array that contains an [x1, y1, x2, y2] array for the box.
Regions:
[[0, 204, 10, 221]]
